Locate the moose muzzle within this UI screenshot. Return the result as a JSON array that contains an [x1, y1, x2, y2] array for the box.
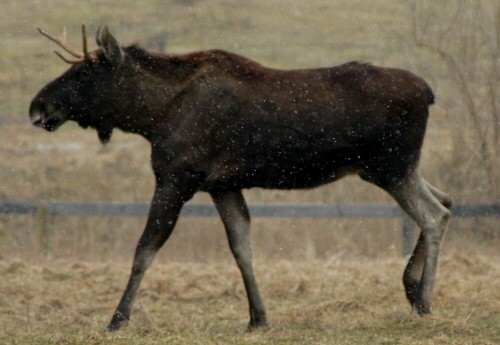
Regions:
[[29, 98, 66, 132]]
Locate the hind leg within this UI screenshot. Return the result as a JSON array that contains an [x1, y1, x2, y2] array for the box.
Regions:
[[383, 171, 451, 314], [401, 180, 452, 306], [402, 232, 425, 308], [424, 179, 452, 209]]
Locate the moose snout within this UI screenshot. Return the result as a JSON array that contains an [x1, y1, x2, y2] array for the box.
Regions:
[[29, 98, 45, 127], [29, 98, 66, 131]]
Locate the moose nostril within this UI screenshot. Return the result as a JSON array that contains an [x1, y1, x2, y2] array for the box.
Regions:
[[33, 115, 42, 124], [29, 100, 46, 125], [30, 109, 43, 124]]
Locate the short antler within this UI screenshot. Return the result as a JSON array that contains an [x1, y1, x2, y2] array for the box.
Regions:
[[37, 25, 95, 64], [82, 25, 90, 59]]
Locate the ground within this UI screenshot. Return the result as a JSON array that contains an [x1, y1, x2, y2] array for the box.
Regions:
[[1, 251, 498, 344]]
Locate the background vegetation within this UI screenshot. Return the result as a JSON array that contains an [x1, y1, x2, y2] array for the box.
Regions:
[[0, 0, 498, 343]]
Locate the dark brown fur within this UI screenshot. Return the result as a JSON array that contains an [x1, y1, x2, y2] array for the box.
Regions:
[[29, 27, 450, 331]]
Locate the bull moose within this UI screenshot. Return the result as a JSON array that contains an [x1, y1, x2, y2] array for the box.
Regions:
[[29, 26, 452, 331]]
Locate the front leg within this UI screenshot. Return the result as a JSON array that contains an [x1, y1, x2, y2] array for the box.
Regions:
[[107, 182, 195, 331], [211, 190, 268, 330]]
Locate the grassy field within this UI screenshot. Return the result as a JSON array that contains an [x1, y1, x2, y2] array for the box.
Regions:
[[0, 0, 499, 343], [1, 251, 499, 345]]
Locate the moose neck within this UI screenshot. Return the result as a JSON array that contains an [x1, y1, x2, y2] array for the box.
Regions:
[[111, 46, 200, 141]]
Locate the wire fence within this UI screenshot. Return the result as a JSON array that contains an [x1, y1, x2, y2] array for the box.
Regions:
[[1, 200, 499, 256]]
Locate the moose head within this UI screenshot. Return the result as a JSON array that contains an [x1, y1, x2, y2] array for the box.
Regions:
[[29, 26, 125, 143]]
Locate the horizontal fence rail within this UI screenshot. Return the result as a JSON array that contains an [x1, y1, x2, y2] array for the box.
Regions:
[[2, 200, 499, 217], [1, 200, 499, 256]]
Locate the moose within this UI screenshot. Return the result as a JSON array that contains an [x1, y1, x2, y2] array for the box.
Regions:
[[30, 26, 452, 331]]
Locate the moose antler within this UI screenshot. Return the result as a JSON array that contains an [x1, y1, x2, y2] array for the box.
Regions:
[[38, 25, 94, 64], [82, 25, 90, 59]]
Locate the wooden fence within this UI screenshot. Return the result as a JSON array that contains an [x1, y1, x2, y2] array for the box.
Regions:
[[1, 200, 499, 256]]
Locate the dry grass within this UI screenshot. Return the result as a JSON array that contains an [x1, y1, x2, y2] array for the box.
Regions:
[[0, 251, 498, 344]]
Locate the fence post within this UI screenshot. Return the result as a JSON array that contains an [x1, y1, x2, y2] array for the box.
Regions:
[[401, 214, 414, 257], [37, 203, 50, 256]]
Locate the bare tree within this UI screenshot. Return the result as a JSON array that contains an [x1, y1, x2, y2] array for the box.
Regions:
[[407, 0, 499, 199]]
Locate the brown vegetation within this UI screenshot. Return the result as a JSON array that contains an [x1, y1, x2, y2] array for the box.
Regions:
[[0, 251, 498, 344]]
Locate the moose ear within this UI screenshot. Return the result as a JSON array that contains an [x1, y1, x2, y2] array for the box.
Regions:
[[96, 25, 123, 66]]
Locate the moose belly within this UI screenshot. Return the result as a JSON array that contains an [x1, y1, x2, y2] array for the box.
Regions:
[[251, 160, 358, 189], [203, 148, 360, 191]]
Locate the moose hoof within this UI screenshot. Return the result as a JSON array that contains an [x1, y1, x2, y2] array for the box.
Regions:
[[414, 303, 432, 316], [247, 318, 268, 332], [107, 312, 129, 332], [411, 298, 432, 316]]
